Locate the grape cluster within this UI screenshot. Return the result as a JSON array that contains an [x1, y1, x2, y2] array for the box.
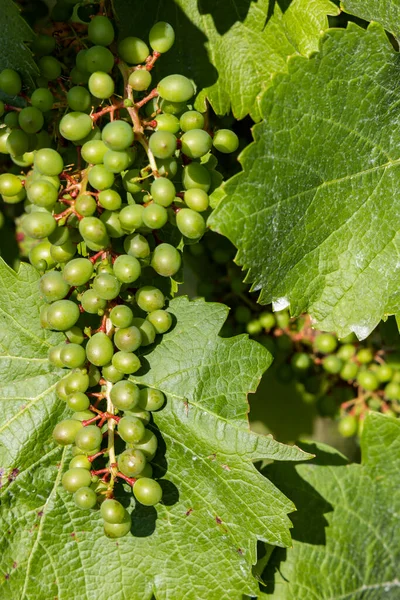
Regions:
[[0, 13, 238, 537]]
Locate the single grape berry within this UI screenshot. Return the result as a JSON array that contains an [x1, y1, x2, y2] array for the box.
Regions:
[[88, 15, 115, 46], [74, 487, 98, 510], [213, 129, 239, 153], [157, 74, 194, 103], [181, 129, 213, 159], [149, 130, 176, 159], [103, 512, 131, 538], [118, 416, 146, 444], [86, 332, 114, 366], [110, 380, 140, 410], [128, 70, 152, 91], [117, 448, 146, 477], [151, 243, 181, 277], [149, 21, 175, 53], [102, 120, 134, 151], [118, 37, 149, 64], [314, 333, 338, 354], [75, 425, 103, 452], [0, 68, 22, 95], [52, 419, 83, 445], [176, 208, 206, 239], [47, 299, 80, 331], [62, 468, 92, 493], [338, 415, 358, 437], [139, 388, 165, 411]]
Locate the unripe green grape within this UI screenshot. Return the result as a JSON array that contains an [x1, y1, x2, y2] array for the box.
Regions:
[[47, 299, 80, 331], [314, 333, 338, 354], [157, 156, 178, 179], [376, 364, 393, 383], [246, 319, 262, 336], [79, 216, 109, 245], [128, 69, 152, 91], [53, 419, 83, 445], [80, 289, 107, 314], [22, 212, 56, 239], [151, 177, 176, 207], [100, 210, 125, 238], [122, 168, 142, 194], [142, 203, 168, 229], [135, 463, 153, 479], [0, 173, 22, 196], [339, 361, 358, 381], [337, 343, 356, 361], [4, 111, 19, 127], [182, 162, 211, 192], [124, 233, 150, 258], [102, 120, 134, 151], [62, 468, 92, 493], [130, 318, 156, 346], [60, 343, 86, 369], [65, 370, 90, 394], [146, 309, 172, 335], [110, 305, 133, 328], [31, 88, 54, 112], [118, 37, 149, 64], [69, 454, 91, 470], [213, 129, 239, 153], [81, 140, 108, 164], [60, 112, 93, 142], [38, 56, 61, 80], [32, 34, 56, 57], [291, 352, 312, 373], [67, 86, 91, 112], [63, 257, 94, 286], [136, 286, 165, 312], [103, 149, 133, 174], [110, 380, 140, 410], [134, 429, 158, 460], [384, 381, 400, 400], [149, 21, 175, 53], [65, 326, 85, 345], [74, 486, 97, 510], [357, 348, 374, 364], [151, 243, 181, 277], [114, 325, 142, 352], [0, 68, 22, 95], [6, 129, 29, 156], [112, 351, 141, 374], [88, 364, 101, 387], [322, 355, 343, 375], [118, 448, 146, 477], [119, 204, 144, 232], [176, 208, 206, 239], [97, 189, 121, 212], [50, 239, 76, 263], [113, 254, 141, 283], [92, 273, 120, 300], [183, 188, 209, 212], [104, 512, 131, 538], [29, 240, 56, 270], [102, 362, 124, 383], [275, 310, 290, 329], [139, 387, 165, 411], [118, 416, 145, 444], [149, 130, 176, 159], [27, 180, 58, 209], [85, 45, 114, 73], [101, 499, 126, 524], [357, 370, 379, 391], [180, 110, 204, 132], [75, 194, 97, 216], [56, 378, 69, 400], [157, 74, 194, 103], [87, 164, 114, 191], [181, 129, 212, 159], [155, 113, 179, 134], [88, 15, 114, 46], [75, 424, 102, 451], [35, 148, 64, 176], [338, 415, 358, 437], [48, 343, 65, 368], [67, 391, 90, 412], [89, 71, 115, 99], [160, 98, 187, 115], [86, 331, 114, 366], [40, 271, 70, 302], [133, 478, 162, 506], [70, 67, 89, 85]]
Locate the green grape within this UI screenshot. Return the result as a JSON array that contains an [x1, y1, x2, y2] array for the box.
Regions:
[[65, 326, 85, 345], [125, 407, 151, 425], [119, 204, 145, 231], [149, 21, 175, 53], [88, 15, 114, 46], [60, 343, 86, 369], [146, 309, 172, 334], [31, 88, 54, 112], [4, 111, 19, 127], [98, 189, 121, 211], [182, 162, 211, 192], [384, 382, 400, 400], [322, 355, 343, 374], [0, 68, 22, 95], [66, 391, 90, 412], [157, 156, 178, 178], [357, 370, 379, 391], [64, 370, 90, 394], [149, 130, 176, 159], [88, 164, 115, 190], [89, 72, 115, 99], [122, 168, 142, 193], [47, 299, 80, 331], [39, 270, 70, 302], [118, 416, 145, 444], [338, 415, 358, 437], [48, 343, 65, 368], [109, 304, 133, 328], [81, 140, 108, 164], [139, 387, 165, 411], [92, 273, 121, 300], [176, 208, 206, 239], [52, 419, 82, 445], [151, 243, 181, 277], [32, 34, 56, 56], [103, 517, 131, 538], [136, 286, 165, 312], [63, 257, 94, 286], [339, 361, 358, 381], [60, 112, 93, 142], [114, 325, 142, 352], [184, 188, 209, 212], [62, 468, 92, 493], [159, 98, 187, 115], [100, 499, 126, 524], [86, 332, 114, 366], [275, 310, 290, 329], [29, 240, 56, 270], [142, 203, 168, 229], [118, 37, 149, 64], [103, 149, 134, 174], [67, 86, 91, 112], [88, 364, 101, 387], [27, 180, 58, 208], [157, 74, 194, 103], [181, 129, 212, 159], [102, 362, 124, 383], [0, 173, 22, 196], [124, 233, 150, 258], [180, 110, 204, 132], [18, 107, 44, 133], [75, 49, 88, 71], [70, 67, 89, 85], [258, 312, 275, 330], [117, 448, 146, 477], [85, 46, 114, 73], [6, 129, 29, 156], [38, 56, 62, 80], [151, 177, 176, 207], [134, 429, 158, 460], [100, 210, 125, 238], [131, 319, 155, 348], [35, 148, 64, 176], [337, 343, 356, 361], [339, 332, 358, 344], [75, 194, 97, 216], [314, 333, 338, 354], [291, 352, 312, 373], [69, 454, 91, 470], [113, 254, 141, 283], [111, 380, 140, 410], [246, 319, 262, 336], [74, 486, 97, 510], [155, 113, 179, 135], [128, 69, 152, 91], [213, 129, 239, 153], [133, 478, 162, 506], [50, 239, 76, 263], [75, 425, 103, 451], [357, 348, 374, 364], [56, 378, 69, 400], [112, 351, 141, 374], [79, 216, 109, 245], [102, 120, 134, 151], [80, 289, 107, 314], [376, 364, 393, 383]]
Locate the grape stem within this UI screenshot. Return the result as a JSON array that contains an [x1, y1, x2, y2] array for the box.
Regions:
[[105, 380, 118, 482]]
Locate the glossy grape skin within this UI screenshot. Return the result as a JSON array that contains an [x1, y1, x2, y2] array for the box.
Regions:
[[314, 333, 338, 354], [103, 512, 131, 538], [69, 454, 91, 470], [86, 332, 114, 366], [75, 425, 103, 451], [92, 273, 121, 300], [337, 343, 356, 361], [102, 120, 134, 151], [65, 370, 90, 394], [151, 178, 176, 207], [117, 448, 146, 477], [6, 129, 29, 156], [128, 70, 152, 91], [0, 173, 22, 196], [114, 326, 142, 352], [133, 478, 162, 506], [113, 254, 141, 284], [48, 343, 65, 368], [213, 129, 239, 153], [136, 286, 165, 312], [322, 355, 343, 374], [104, 149, 134, 174], [63, 257, 94, 286], [184, 188, 209, 212], [60, 343, 86, 369], [151, 243, 181, 277], [155, 113, 180, 134], [89, 72, 115, 99], [60, 112, 93, 141], [139, 388, 165, 411], [118, 416, 145, 444], [67, 86, 91, 112], [62, 468, 92, 493], [157, 156, 178, 179], [65, 326, 85, 346], [22, 211, 56, 240], [339, 362, 359, 381], [338, 415, 358, 437], [47, 300, 80, 331], [119, 204, 145, 232], [29, 240, 56, 270], [118, 37, 149, 64], [142, 203, 168, 229], [52, 419, 82, 445], [180, 110, 205, 132], [110, 380, 140, 410], [147, 310, 172, 334], [80, 289, 107, 314], [176, 208, 206, 239], [112, 351, 141, 374], [134, 429, 158, 460], [157, 74, 194, 103], [50, 239, 76, 263], [357, 348, 374, 364], [97, 190, 121, 212], [149, 21, 175, 53], [85, 45, 114, 73], [67, 391, 90, 412], [38, 55, 61, 79], [0, 68, 22, 95], [31, 88, 54, 112], [75, 195, 97, 218], [40, 271, 69, 302], [131, 318, 156, 346], [88, 165, 115, 191], [376, 364, 393, 383], [100, 210, 125, 238], [181, 129, 212, 159], [149, 131, 176, 159], [109, 304, 133, 328], [27, 180, 58, 208], [74, 486, 98, 510], [100, 498, 125, 524], [79, 216, 109, 246], [102, 362, 124, 383], [81, 140, 108, 165], [88, 15, 114, 46], [182, 162, 211, 192], [357, 370, 379, 391], [124, 233, 150, 258], [35, 148, 64, 176]]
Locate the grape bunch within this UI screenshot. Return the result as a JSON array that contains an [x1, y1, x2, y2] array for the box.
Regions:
[[0, 13, 238, 537]]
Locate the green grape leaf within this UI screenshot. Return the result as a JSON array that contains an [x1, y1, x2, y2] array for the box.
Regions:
[[113, 0, 339, 120], [210, 23, 400, 339], [0, 259, 311, 600], [0, 0, 38, 95], [341, 0, 400, 37], [260, 413, 400, 599]]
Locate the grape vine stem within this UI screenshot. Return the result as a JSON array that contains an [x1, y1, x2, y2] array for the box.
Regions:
[[105, 380, 118, 481]]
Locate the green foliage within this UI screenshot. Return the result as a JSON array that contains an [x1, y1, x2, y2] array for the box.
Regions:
[[342, 0, 400, 37]]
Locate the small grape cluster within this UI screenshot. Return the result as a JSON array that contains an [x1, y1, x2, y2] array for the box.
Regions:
[[0, 12, 238, 537]]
